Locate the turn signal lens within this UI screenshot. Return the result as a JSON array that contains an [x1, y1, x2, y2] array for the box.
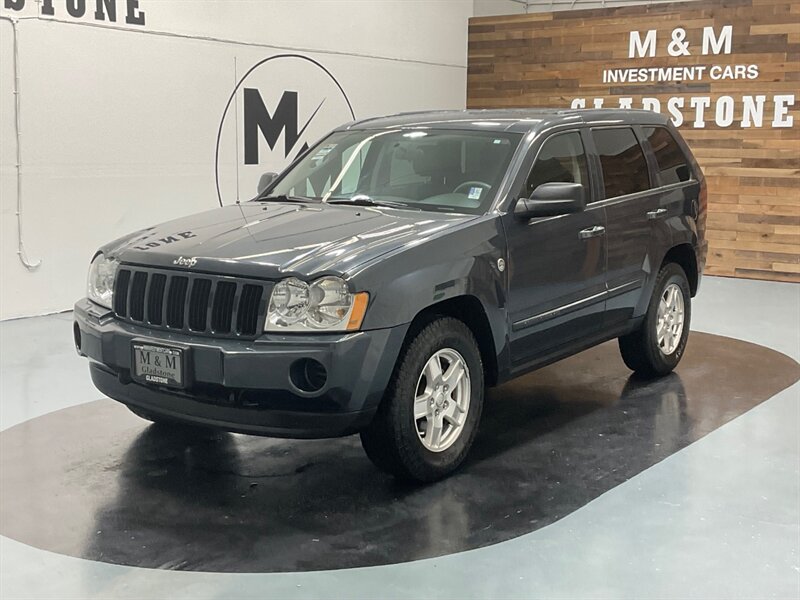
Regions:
[[346, 292, 369, 331]]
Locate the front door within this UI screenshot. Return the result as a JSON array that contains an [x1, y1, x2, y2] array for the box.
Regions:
[[503, 130, 607, 371]]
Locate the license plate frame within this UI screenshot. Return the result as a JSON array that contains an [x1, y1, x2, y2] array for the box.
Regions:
[[131, 342, 186, 389]]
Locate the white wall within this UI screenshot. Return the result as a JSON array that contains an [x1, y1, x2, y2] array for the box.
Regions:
[[475, 0, 700, 16], [474, 0, 525, 17], [0, 0, 473, 319], [524, 0, 699, 10]]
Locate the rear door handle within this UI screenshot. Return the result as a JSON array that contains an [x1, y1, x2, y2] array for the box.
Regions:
[[647, 208, 667, 220], [579, 225, 606, 240]]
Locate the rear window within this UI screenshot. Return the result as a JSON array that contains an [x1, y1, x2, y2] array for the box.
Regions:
[[643, 126, 693, 185], [592, 127, 651, 199]]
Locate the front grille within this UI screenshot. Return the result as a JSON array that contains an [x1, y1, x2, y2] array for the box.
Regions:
[[166, 276, 189, 328], [211, 281, 237, 333], [188, 278, 212, 331], [113, 266, 268, 338], [129, 271, 147, 321]]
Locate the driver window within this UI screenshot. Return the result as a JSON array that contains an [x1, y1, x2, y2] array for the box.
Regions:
[[525, 132, 589, 198]]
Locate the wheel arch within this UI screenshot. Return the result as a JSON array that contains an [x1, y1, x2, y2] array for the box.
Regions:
[[402, 295, 499, 388], [662, 243, 699, 296]]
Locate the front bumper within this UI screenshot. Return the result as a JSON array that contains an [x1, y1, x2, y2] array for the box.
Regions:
[[74, 299, 407, 438]]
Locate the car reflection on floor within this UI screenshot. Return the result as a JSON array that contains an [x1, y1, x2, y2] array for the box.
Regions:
[[0, 332, 797, 572]]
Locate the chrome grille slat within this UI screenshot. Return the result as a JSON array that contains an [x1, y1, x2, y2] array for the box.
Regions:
[[112, 266, 268, 339]]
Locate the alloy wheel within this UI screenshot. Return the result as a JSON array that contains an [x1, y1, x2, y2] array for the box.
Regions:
[[656, 283, 685, 355], [413, 348, 471, 452]]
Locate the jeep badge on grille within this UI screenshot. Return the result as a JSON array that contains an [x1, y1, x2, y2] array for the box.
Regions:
[[173, 256, 198, 268]]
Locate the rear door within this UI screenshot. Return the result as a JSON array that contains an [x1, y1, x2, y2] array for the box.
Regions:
[[588, 126, 666, 327], [502, 129, 607, 369]]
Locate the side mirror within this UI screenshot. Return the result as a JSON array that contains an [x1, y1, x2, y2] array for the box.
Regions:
[[257, 172, 278, 194], [514, 182, 586, 219]]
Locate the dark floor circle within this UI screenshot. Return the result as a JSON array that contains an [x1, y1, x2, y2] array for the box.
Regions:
[[1, 333, 797, 572]]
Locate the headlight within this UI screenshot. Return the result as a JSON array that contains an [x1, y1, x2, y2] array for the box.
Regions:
[[266, 276, 369, 332], [86, 253, 119, 309]]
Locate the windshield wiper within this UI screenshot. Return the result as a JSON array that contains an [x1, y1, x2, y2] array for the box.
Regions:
[[327, 196, 415, 210], [256, 194, 319, 203]]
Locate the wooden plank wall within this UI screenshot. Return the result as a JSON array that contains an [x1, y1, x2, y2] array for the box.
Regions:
[[468, 0, 799, 282]]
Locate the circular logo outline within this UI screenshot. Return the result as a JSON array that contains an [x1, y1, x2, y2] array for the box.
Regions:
[[214, 54, 356, 207]]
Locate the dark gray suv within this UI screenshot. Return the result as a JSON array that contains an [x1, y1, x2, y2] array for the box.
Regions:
[[75, 109, 707, 481]]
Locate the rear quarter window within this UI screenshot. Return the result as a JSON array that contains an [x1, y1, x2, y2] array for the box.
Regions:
[[643, 126, 693, 185], [592, 127, 651, 199]]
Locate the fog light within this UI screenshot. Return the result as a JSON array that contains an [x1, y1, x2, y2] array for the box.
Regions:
[[289, 358, 327, 393]]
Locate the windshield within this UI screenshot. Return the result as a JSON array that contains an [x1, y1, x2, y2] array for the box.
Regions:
[[264, 128, 522, 214]]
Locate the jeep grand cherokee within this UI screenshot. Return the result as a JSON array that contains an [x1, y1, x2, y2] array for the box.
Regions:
[[75, 109, 707, 481]]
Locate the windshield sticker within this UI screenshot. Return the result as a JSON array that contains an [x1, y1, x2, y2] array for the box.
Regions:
[[311, 144, 337, 161], [468, 187, 483, 200]]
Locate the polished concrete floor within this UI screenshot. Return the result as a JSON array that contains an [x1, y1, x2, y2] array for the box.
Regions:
[[1, 276, 799, 598]]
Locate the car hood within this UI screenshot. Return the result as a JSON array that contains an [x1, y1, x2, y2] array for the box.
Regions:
[[106, 202, 474, 280]]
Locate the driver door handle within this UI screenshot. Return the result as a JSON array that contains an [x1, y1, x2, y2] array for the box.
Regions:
[[647, 208, 668, 220], [579, 225, 605, 240]]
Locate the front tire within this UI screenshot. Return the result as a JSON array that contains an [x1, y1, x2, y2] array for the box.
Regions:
[[360, 317, 484, 482], [618, 262, 692, 378]]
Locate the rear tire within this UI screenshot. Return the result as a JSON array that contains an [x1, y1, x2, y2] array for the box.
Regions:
[[360, 317, 484, 482], [618, 262, 691, 378]]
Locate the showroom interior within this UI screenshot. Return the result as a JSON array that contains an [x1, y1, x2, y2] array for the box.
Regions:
[[0, 0, 798, 598]]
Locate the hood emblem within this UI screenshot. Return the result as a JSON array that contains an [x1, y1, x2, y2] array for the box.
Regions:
[[173, 256, 198, 268]]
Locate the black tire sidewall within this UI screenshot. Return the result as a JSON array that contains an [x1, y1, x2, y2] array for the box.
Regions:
[[390, 319, 484, 479]]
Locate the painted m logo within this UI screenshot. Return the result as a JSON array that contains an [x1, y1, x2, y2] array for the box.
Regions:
[[243, 89, 322, 164]]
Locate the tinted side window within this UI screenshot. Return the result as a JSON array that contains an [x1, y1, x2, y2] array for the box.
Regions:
[[525, 131, 589, 198], [592, 127, 651, 198], [643, 126, 693, 185]]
